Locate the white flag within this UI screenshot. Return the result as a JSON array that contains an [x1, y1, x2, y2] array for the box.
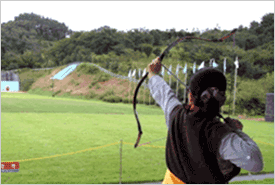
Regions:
[[128, 69, 132, 78], [161, 66, 165, 77], [138, 68, 141, 78], [143, 68, 146, 76], [234, 57, 239, 69], [198, 61, 205, 70], [223, 58, 226, 74], [182, 63, 187, 74], [193, 62, 196, 74], [213, 60, 218, 68], [132, 69, 136, 77], [167, 65, 172, 76]]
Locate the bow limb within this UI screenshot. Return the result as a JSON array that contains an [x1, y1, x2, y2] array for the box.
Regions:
[[133, 72, 148, 148]]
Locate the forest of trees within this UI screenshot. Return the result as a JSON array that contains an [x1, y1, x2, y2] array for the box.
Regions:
[[1, 12, 273, 75], [1, 12, 274, 115]]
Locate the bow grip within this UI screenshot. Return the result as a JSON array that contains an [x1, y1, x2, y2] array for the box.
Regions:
[[159, 53, 165, 62]]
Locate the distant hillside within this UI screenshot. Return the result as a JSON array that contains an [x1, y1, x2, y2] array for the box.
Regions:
[[19, 63, 154, 105]]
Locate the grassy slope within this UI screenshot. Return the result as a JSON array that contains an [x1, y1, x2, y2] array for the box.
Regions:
[[1, 93, 273, 184], [21, 62, 154, 105]]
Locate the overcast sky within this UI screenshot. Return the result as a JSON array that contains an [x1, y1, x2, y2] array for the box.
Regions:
[[1, 1, 274, 32]]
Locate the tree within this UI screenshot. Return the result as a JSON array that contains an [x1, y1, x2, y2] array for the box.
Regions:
[[141, 44, 153, 58]]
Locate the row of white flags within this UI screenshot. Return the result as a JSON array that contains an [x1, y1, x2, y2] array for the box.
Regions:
[[128, 68, 147, 78], [128, 57, 239, 78]]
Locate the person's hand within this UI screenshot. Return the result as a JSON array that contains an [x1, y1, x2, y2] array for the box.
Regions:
[[147, 57, 161, 79]]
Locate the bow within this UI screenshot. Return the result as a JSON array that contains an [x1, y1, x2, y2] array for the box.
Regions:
[[133, 28, 238, 148]]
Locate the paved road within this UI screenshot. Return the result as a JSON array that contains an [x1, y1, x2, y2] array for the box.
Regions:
[[140, 173, 274, 184]]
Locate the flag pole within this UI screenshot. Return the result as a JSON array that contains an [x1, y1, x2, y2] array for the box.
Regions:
[[221, 58, 226, 115], [183, 63, 187, 104], [176, 63, 179, 98], [143, 82, 145, 104], [129, 78, 131, 104], [128, 69, 131, 104], [233, 56, 238, 115], [184, 72, 187, 103]]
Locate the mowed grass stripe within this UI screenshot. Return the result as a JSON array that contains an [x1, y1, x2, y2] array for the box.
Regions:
[[1, 92, 163, 115]]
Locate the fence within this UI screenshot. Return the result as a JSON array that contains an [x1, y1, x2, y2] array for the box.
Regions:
[[88, 63, 149, 88]]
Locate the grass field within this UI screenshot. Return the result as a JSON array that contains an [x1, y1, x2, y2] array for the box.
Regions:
[[1, 92, 274, 184]]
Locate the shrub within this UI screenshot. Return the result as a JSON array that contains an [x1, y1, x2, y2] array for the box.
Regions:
[[70, 79, 76, 85], [52, 90, 61, 97], [103, 95, 122, 103], [99, 89, 115, 100], [90, 79, 98, 86], [85, 91, 97, 99], [76, 63, 100, 75], [95, 84, 100, 89], [21, 78, 35, 91], [90, 73, 112, 88], [233, 72, 274, 116], [122, 97, 129, 104], [98, 73, 112, 82], [140, 43, 153, 58]]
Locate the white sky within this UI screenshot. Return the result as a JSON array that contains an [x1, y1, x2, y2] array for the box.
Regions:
[[1, 1, 274, 32]]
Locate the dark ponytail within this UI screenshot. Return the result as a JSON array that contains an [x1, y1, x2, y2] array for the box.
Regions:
[[196, 87, 226, 118], [189, 67, 227, 118]]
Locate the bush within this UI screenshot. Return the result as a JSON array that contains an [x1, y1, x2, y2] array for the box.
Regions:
[[140, 44, 153, 58], [95, 84, 100, 89], [233, 72, 274, 116], [21, 78, 35, 91], [103, 95, 122, 103], [85, 91, 97, 99], [70, 79, 76, 85], [99, 89, 115, 100], [90, 73, 112, 87], [122, 97, 129, 104], [98, 73, 112, 82], [52, 90, 61, 97], [153, 47, 161, 56], [90, 79, 98, 87], [76, 63, 100, 75]]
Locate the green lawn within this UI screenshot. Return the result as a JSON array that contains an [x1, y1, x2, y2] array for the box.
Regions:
[[1, 92, 273, 184]]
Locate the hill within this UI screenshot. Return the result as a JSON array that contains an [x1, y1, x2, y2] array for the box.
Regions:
[[20, 63, 154, 105]]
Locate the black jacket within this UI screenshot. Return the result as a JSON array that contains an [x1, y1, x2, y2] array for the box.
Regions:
[[166, 104, 240, 184]]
